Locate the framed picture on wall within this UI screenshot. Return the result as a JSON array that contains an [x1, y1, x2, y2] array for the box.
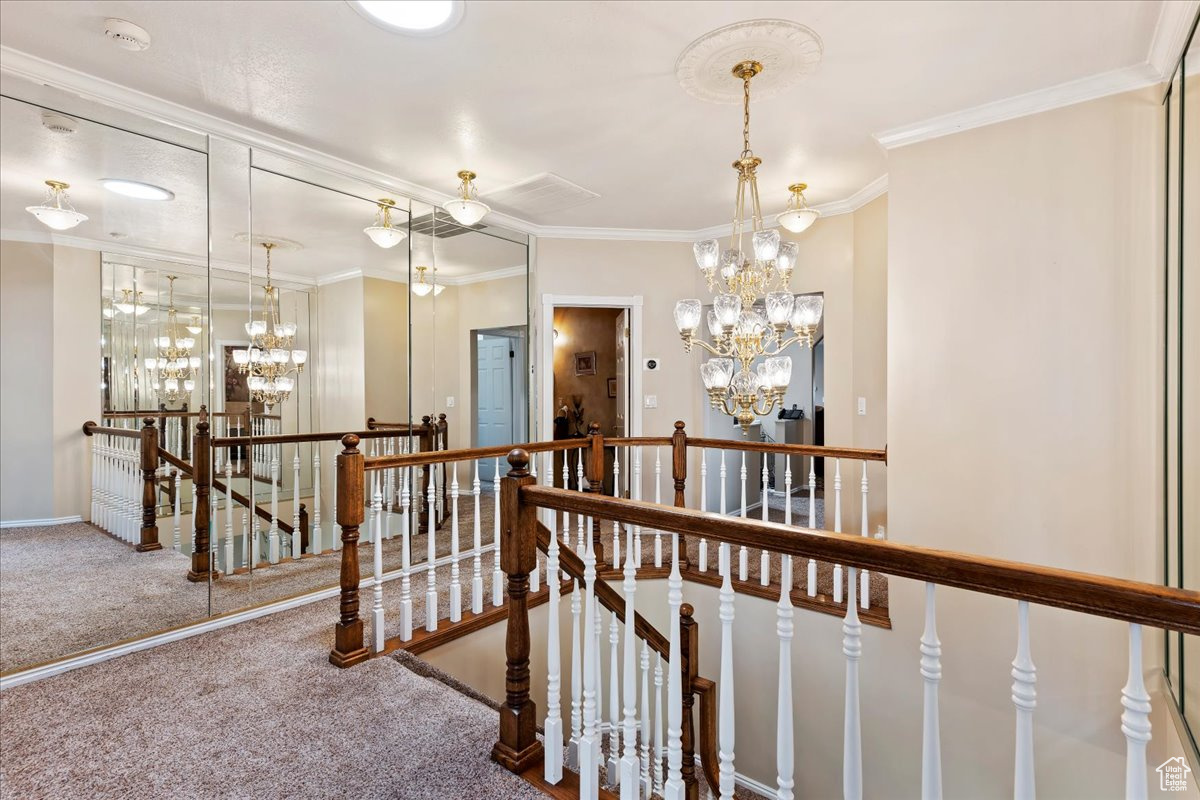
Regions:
[[607, 377, 618, 397], [574, 351, 596, 376]]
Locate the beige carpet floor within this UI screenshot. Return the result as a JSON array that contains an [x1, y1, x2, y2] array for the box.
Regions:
[[0, 596, 546, 800]]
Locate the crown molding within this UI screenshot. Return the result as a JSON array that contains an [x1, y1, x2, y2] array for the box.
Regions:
[[316, 264, 528, 288], [447, 264, 527, 286], [1149, 0, 1199, 79], [873, 62, 1162, 150]]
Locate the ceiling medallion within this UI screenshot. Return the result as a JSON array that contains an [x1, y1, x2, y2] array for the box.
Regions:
[[233, 233, 304, 251], [675, 19, 823, 104]]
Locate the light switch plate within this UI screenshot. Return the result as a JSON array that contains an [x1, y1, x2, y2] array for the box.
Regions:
[[644, 395, 658, 409], [857, 396, 866, 416], [446, 396, 456, 408]]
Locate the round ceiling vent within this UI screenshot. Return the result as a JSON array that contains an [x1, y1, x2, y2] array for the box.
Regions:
[[41, 112, 78, 135], [675, 19, 823, 104], [104, 18, 151, 51]]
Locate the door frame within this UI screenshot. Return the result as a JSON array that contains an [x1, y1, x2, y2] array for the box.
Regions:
[[539, 294, 643, 442], [472, 326, 529, 449]]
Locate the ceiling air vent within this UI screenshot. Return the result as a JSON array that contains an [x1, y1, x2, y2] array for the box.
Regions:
[[410, 209, 485, 238], [482, 173, 599, 216], [41, 112, 78, 135], [104, 18, 151, 51]]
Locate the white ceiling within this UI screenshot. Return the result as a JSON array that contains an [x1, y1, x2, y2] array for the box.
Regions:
[[0, 0, 1188, 233]]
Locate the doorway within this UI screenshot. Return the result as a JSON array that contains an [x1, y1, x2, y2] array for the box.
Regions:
[[473, 326, 527, 482]]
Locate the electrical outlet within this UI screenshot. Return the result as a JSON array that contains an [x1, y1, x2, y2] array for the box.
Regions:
[[643, 395, 658, 409], [446, 396, 456, 408]]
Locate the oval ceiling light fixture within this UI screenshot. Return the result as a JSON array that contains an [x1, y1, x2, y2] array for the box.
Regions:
[[26, 180, 88, 231], [777, 182, 819, 233], [442, 169, 490, 226], [348, 1, 464, 36], [364, 198, 408, 248], [101, 178, 175, 201]]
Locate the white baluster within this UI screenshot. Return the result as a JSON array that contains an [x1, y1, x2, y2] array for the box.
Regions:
[[860, 463, 870, 609], [399, 452, 413, 641], [1011, 601, 1036, 800], [384, 439, 394, 541], [493, 457, 503, 607], [172, 468, 182, 551], [251, 505, 261, 567], [632, 448, 642, 567], [562, 451, 572, 556], [332, 460, 340, 552], [371, 478, 385, 652], [640, 640, 652, 800], [920, 583, 942, 800], [698, 449, 708, 571], [268, 449, 280, 563], [311, 448, 322, 554], [580, 514, 600, 799], [843, 566, 862, 800], [612, 449, 622, 569], [530, 456, 540, 595], [292, 446, 302, 560], [89, 434, 98, 524], [568, 581, 583, 770], [718, 541, 736, 799], [654, 448, 663, 568], [224, 460, 234, 574], [761, 456, 770, 586], [472, 460, 483, 615], [776, 548, 795, 800], [833, 459, 843, 603], [807, 456, 817, 596], [738, 451, 748, 581], [664, 530, 684, 800], [620, 520, 639, 799], [594, 603, 604, 767], [241, 509, 249, 569], [576, 450, 586, 553], [654, 653, 665, 795], [449, 462, 462, 623], [544, 495, 564, 784], [607, 610, 621, 785], [1121, 623, 1151, 800], [426, 470, 438, 632]]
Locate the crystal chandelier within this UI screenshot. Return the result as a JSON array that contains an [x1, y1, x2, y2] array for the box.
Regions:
[[232, 243, 307, 408], [442, 170, 490, 226], [363, 198, 408, 248], [410, 265, 444, 297], [145, 275, 200, 404], [25, 180, 88, 230], [674, 61, 824, 432]]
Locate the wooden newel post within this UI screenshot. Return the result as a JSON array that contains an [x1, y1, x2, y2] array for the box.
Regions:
[[137, 417, 162, 552], [186, 421, 216, 581], [680, 602, 699, 800], [586, 421, 607, 564], [672, 420, 690, 566], [492, 448, 544, 773], [330, 434, 369, 668]]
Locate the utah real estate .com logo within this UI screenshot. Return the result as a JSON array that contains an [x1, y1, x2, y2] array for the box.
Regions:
[[1157, 757, 1192, 792]]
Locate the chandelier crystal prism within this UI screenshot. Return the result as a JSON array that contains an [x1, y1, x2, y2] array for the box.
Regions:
[[144, 275, 199, 404], [232, 243, 307, 408], [674, 61, 824, 432]]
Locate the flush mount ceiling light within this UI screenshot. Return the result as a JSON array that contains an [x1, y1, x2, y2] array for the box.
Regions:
[[26, 180, 88, 230], [442, 170, 490, 226], [101, 178, 175, 201], [348, 1, 464, 36], [364, 198, 408, 248], [777, 182, 819, 233]]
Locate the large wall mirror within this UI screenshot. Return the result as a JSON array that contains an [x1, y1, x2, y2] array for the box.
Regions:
[[0, 84, 212, 673]]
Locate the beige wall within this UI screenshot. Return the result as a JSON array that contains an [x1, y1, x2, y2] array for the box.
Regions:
[[1, 241, 55, 522], [362, 277, 410, 426], [852, 195, 889, 532], [0, 241, 100, 524]]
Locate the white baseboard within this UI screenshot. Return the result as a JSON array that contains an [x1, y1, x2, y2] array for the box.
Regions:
[[736, 772, 778, 796], [0, 515, 83, 530]]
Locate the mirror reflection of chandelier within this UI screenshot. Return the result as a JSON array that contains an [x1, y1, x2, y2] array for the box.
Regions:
[[232, 242, 307, 408], [410, 265, 444, 297], [145, 275, 200, 404], [673, 61, 825, 432]]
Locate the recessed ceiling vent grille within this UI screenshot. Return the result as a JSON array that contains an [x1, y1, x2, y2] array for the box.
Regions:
[[410, 209, 486, 238], [483, 173, 600, 216]]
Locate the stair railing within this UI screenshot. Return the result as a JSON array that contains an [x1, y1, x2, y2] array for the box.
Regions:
[[511, 462, 1200, 800]]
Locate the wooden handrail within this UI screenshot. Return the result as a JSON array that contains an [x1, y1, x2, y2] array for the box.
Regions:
[[365, 438, 588, 472], [158, 447, 298, 536], [211, 429, 407, 448], [82, 421, 141, 439], [687, 436, 887, 462], [157, 447, 192, 476], [520, 485, 1200, 635], [605, 436, 674, 447]]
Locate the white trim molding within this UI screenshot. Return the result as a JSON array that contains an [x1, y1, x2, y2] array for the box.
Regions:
[[0, 515, 83, 530], [1149, 0, 1200, 79]]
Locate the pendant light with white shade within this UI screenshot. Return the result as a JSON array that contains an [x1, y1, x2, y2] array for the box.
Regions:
[[411, 265, 444, 297], [363, 198, 408, 248], [776, 182, 820, 233], [442, 170, 489, 226], [26, 180, 88, 231]]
